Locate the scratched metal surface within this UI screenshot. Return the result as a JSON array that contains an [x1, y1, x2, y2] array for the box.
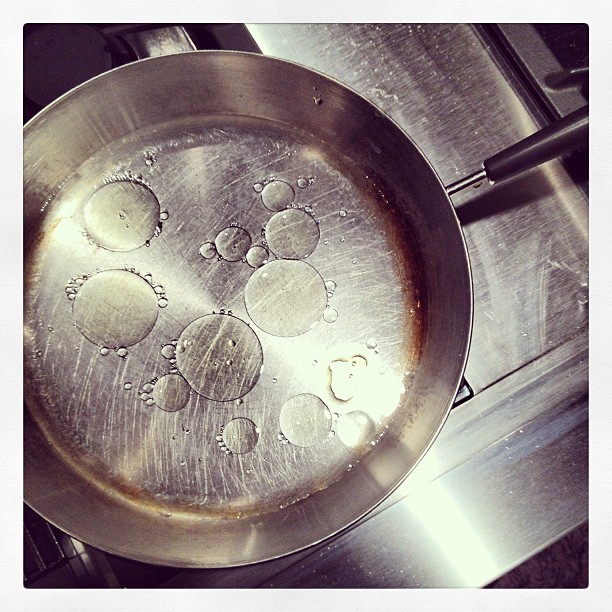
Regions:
[[24, 50, 474, 566], [248, 23, 589, 392], [150, 23, 589, 586]]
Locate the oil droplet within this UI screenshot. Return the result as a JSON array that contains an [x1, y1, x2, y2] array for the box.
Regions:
[[323, 307, 338, 323], [261, 179, 295, 212], [175, 314, 263, 402], [153, 373, 191, 412], [297, 176, 309, 189], [143, 383, 155, 393], [339, 209, 347, 218], [159, 210, 169, 221], [265, 208, 320, 260], [124, 382, 133, 390], [215, 226, 252, 261], [158, 298, 168, 308], [336, 411, 376, 448], [116, 347, 128, 358], [146, 398, 155, 406], [222, 418, 259, 454], [253, 182, 264, 193], [325, 280, 337, 294], [279, 394, 331, 447], [83, 181, 160, 251], [72, 270, 159, 347], [199, 241, 217, 259], [246, 245, 269, 269], [329, 355, 367, 401], [244, 260, 327, 337], [366, 338, 377, 349], [161, 344, 175, 359], [100, 347, 109, 356]]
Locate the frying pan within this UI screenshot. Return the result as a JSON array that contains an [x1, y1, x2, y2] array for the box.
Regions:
[[23, 51, 587, 568]]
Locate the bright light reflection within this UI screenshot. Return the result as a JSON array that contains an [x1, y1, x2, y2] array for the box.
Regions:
[[407, 479, 499, 586]]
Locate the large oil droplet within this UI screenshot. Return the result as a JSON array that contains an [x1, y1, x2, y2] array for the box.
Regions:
[[222, 418, 259, 454], [246, 245, 269, 269], [175, 314, 263, 402], [244, 260, 326, 337], [265, 208, 320, 260], [329, 355, 368, 401], [72, 269, 159, 347], [83, 181, 160, 251], [279, 394, 331, 447], [260, 179, 295, 211], [336, 411, 376, 448], [214, 226, 252, 261], [153, 373, 191, 412]]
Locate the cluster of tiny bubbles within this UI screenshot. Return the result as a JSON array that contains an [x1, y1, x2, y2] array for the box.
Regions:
[[139, 379, 158, 407], [143, 150, 157, 166], [325, 279, 337, 298], [296, 176, 315, 189], [65, 273, 90, 301], [120, 266, 169, 309], [215, 426, 233, 455]]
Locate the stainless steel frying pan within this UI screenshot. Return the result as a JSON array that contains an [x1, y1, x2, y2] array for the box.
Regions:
[[23, 51, 587, 567]]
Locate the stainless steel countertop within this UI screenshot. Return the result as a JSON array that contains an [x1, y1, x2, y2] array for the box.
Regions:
[[157, 23, 587, 588]]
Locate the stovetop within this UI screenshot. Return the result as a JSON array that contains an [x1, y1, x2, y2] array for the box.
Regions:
[[23, 23, 588, 588]]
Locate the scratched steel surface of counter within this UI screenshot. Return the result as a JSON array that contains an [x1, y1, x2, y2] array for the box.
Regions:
[[156, 23, 588, 587]]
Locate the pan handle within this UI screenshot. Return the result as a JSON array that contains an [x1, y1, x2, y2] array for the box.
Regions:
[[445, 105, 588, 196]]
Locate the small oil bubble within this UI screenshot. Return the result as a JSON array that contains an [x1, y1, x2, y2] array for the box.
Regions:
[[124, 382, 133, 390], [339, 209, 347, 218], [366, 338, 378, 349], [323, 307, 338, 323], [215, 226, 252, 261], [253, 182, 264, 193], [199, 241, 217, 259], [100, 347, 109, 356], [161, 344, 175, 359], [158, 298, 168, 308], [159, 210, 169, 221], [297, 176, 309, 189], [116, 347, 128, 358], [143, 382, 154, 393]]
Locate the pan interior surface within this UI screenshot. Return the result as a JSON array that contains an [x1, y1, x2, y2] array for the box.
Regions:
[[23, 53, 471, 567]]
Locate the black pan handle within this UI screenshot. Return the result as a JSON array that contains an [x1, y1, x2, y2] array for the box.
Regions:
[[446, 105, 588, 196]]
